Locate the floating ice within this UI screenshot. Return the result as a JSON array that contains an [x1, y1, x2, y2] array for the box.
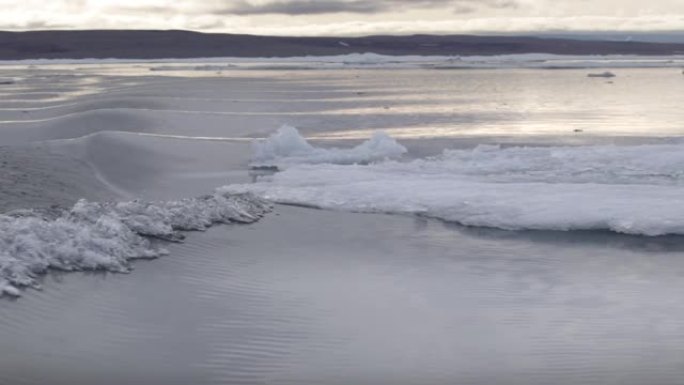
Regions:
[[0, 192, 270, 296], [224, 142, 684, 237], [251, 125, 406, 168]]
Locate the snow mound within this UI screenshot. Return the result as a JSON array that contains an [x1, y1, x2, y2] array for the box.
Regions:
[[251, 125, 406, 168], [0, 192, 270, 297], [223, 142, 684, 236]]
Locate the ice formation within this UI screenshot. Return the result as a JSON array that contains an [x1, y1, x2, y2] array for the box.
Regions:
[[224, 142, 684, 237], [0, 192, 270, 296], [250, 125, 406, 168]]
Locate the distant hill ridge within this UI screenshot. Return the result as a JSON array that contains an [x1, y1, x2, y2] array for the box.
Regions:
[[1, 30, 683, 60]]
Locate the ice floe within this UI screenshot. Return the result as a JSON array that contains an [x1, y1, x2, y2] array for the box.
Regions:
[[224, 141, 684, 236]]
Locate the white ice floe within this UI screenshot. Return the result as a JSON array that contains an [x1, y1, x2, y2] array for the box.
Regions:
[[224, 141, 684, 236], [0, 192, 270, 296], [250, 125, 406, 168]]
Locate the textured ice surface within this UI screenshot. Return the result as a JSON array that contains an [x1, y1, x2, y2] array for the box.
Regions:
[[251, 125, 406, 168], [0, 192, 270, 296], [225, 141, 684, 236]]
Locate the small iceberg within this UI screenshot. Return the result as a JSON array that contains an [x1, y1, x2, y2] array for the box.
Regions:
[[587, 71, 616, 78], [250, 125, 407, 168]]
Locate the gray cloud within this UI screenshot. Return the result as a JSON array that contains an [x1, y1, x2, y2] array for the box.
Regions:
[[5, 20, 66, 30], [224, 0, 383, 15], [221, 0, 521, 16], [453, 5, 477, 14], [481, 0, 519, 9], [110, 5, 181, 15], [452, 0, 519, 14]]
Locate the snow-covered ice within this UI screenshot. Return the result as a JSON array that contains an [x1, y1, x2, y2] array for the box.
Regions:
[[0, 192, 270, 296], [250, 125, 407, 168], [225, 140, 684, 236]]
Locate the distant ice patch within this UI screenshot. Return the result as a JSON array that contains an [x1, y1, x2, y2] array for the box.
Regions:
[[4, 53, 684, 69], [0, 192, 270, 297], [225, 142, 684, 237], [250, 125, 406, 168], [149, 64, 236, 72]]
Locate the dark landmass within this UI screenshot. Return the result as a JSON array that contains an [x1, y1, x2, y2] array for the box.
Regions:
[[1, 30, 684, 60]]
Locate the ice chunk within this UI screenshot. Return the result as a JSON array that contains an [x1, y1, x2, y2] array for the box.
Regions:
[[0, 192, 270, 296], [251, 125, 406, 168]]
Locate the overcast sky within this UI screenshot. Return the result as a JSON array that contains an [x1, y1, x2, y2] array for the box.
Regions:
[[1, 0, 683, 36]]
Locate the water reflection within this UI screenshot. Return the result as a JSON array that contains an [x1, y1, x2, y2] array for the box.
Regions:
[[3, 67, 681, 141]]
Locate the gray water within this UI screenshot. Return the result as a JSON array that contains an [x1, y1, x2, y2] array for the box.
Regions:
[[1, 65, 684, 384], [4, 207, 684, 385]]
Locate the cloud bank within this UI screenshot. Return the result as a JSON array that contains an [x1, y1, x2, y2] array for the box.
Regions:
[[0, 0, 682, 35]]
